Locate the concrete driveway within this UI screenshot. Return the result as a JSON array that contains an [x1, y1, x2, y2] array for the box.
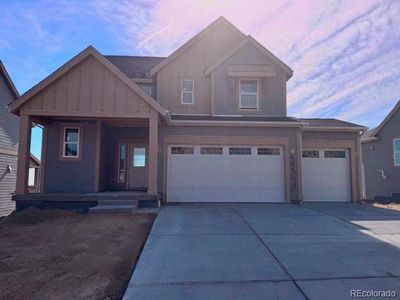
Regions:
[[124, 203, 400, 300]]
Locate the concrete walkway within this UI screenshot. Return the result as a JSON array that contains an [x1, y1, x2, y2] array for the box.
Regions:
[[124, 203, 400, 300]]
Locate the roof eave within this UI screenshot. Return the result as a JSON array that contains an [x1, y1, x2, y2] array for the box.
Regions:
[[361, 136, 378, 143], [0, 61, 19, 99], [303, 126, 367, 132], [167, 119, 303, 127]]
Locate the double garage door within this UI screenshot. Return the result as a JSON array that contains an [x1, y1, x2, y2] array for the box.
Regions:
[[167, 145, 285, 202], [167, 145, 351, 203]]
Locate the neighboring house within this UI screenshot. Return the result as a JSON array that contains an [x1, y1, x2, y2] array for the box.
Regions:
[[0, 61, 19, 216], [361, 100, 400, 200], [28, 154, 40, 193], [9, 17, 366, 209]]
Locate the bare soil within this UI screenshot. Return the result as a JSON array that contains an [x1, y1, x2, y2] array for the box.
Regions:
[[0, 208, 156, 300], [373, 202, 400, 212]]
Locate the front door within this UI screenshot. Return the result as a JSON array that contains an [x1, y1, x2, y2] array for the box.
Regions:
[[128, 144, 148, 190]]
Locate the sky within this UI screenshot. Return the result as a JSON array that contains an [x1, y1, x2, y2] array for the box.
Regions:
[[1, 0, 399, 158]]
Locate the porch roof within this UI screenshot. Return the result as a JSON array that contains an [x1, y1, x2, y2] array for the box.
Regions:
[[9, 46, 168, 118]]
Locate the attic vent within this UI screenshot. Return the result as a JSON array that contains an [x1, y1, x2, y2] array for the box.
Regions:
[[227, 65, 275, 77]]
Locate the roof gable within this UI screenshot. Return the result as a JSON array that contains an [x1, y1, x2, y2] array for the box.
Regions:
[[205, 36, 293, 79], [0, 61, 19, 99], [363, 100, 400, 139], [150, 16, 246, 76], [9, 46, 167, 116]]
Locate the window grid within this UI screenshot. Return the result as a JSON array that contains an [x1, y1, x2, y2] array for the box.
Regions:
[[239, 79, 258, 109], [324, 150, 346, 158], [171, 146, 194, 155], [258, 147, 280, 155], [63, 127, 80, 158], [229, 147, 251, 155], [181, 80, 194, 104], [200, 147, 223, 155], [393, 138, 400, 166], [302, 150, 319, 158]]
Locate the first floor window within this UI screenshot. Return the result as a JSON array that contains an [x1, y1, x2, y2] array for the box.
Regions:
[[133, 147, 146, 167], [181, 80, 194, 104], [118, 144, 127, 183], [63, 127, 80, 158], [394, 138, 400, 166], [240, 79, 258, 109]]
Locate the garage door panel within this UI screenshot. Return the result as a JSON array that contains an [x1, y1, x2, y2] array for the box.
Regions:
[[302, 149, 350, 202], [167, 145, 284, 202]]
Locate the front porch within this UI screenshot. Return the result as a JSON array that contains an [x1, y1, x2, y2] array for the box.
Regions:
[[13, 115, 160, 209], [9, 46, 167, 210]]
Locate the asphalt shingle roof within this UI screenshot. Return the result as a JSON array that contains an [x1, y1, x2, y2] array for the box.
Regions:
[[299, 118, 365, 128], [105, 55, 165, 79], [170, 115, 300, 122]]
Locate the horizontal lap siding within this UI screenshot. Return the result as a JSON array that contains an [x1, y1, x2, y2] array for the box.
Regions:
[[1, 70, 18, 216], [0, 154, 17, 216], [0, 75, 19, 151]]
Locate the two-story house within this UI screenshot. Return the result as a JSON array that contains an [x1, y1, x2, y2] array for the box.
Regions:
[[9, 17, 365, 210], [0, 61, 20, 216], [361, 100, 400, 201]]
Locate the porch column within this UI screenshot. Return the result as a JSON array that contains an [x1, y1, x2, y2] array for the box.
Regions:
[[148, 115, 158, 194], [94, 120, 102, 192], [39, 123, 48, 192], [16, 115, 32, 194]]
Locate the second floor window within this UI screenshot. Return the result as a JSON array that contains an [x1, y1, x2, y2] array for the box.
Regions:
[[394, 138, 400, 166], [181, 80, 194, 104], [239, 79, 258, 110]]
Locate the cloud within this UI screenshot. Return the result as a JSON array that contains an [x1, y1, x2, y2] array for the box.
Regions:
[[1, 0, 399, 128], [92, 0, 400, 128]]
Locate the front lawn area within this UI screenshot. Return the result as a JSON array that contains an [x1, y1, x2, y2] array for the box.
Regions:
[[0, 208, 156, 300]]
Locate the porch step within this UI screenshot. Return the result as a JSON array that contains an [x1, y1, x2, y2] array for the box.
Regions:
[[392, 193, 400, 201], [98, 199, 138, 206], [373, 195, 400, 204], [89, 204, 138, 213]]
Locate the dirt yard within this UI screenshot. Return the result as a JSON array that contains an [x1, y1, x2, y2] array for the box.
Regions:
[[373, 202, 400, 212], [0, 208, 156, 300]]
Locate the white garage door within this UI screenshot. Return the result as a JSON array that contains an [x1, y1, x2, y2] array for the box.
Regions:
[[167, 145, 285, 202], [302, 149, 351, 202]]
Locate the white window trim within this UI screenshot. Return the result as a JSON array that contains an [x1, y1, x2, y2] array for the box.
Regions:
[[62, 127, 80, 158], [181, 80, 194, 105], [393, 138, 400, 166], [239, 79, 259, 110]]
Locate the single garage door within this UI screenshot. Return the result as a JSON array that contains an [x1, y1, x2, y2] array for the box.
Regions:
[[167, 145, 285, 202], [302, 149, 351, 202]]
